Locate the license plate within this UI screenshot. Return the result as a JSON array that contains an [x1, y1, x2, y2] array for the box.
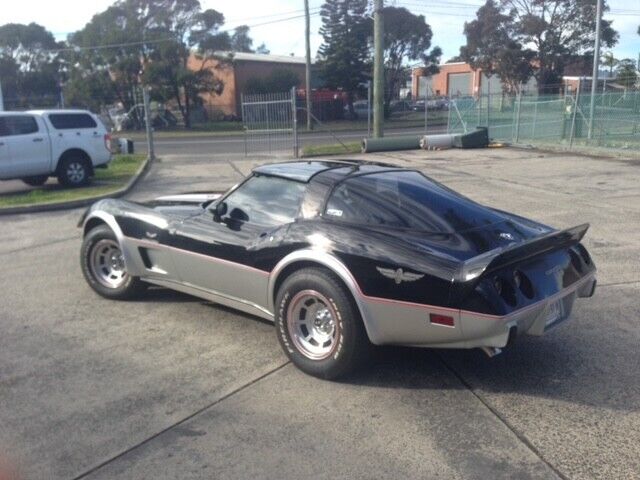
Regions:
[[545, 300, 565, 327]]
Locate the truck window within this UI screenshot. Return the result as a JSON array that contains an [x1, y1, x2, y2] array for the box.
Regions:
[[48, 113, 97, 130], [0, 116, 39, 136]]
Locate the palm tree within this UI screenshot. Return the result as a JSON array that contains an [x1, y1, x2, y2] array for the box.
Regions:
[[601, 52, 618, 77]]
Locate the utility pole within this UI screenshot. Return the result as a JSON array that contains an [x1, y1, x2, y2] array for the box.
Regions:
[[304, 0, 312, 131], [373, 0, 384, 138], [588, 0, 602, 140]]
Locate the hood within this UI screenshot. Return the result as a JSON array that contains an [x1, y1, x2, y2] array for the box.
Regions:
[[142, 192, 222, 217]]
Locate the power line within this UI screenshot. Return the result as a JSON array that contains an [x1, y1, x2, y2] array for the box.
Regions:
[[37, 11, 321, 54]]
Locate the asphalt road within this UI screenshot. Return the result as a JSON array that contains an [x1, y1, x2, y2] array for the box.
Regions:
[[141, 125, 439, 156], [1, 147, 639, 479]]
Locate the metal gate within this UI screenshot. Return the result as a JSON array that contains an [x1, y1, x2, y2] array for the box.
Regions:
[[241, 87, 298, 157]]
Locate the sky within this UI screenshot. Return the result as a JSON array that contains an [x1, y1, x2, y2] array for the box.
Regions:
[[2, 0, 639, 63]]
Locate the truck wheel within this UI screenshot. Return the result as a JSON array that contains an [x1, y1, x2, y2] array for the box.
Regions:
[[22, 175, 48, 187], [80, 224, 147, 300], [58, 155, 90, 187], [275, 267, 372, 380]]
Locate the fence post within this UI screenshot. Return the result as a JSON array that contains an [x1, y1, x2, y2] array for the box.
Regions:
[[291, 86, 299, 158], [424, 88, 428, 135], [241, 93, 247, 156], [532, 102, 538, 138], [569, 81, 581, 149], [367, 81, 372, 137], [487, 76, 491, 136], [514, 86, 523, 143], [447, 98, 452, 133], [142, 86, 155, 162]]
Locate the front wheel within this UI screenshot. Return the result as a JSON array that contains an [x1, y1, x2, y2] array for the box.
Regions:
[[80, 225, 147, 300], [275, 268, 371, 380]]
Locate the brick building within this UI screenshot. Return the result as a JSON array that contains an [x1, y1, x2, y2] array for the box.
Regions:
[[411, 62, 537, 98], [190, 52, 309, 117]]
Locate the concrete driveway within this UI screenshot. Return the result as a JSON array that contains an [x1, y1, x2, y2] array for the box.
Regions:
[[0, 147, 638, 479]]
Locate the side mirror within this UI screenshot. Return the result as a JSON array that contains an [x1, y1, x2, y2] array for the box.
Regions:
[[212, 201, 227, 222]]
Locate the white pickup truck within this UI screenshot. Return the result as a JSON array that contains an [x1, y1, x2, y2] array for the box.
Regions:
[[0, 110, 112, 187]]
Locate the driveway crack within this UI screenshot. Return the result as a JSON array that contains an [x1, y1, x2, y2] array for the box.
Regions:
[[436, 353, 569, 480], [70, 361, 290, 480]]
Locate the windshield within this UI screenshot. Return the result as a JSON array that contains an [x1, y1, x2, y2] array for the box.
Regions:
[[325, 171, 507, 233]]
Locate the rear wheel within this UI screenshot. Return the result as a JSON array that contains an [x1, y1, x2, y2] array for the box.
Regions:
[[58, 155, 90, 187], [22, 175, 48, 187], [275, 268, 371, 380], [80, 225, 147, 299]]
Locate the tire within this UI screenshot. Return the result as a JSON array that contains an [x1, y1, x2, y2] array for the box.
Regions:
[[22, 175, 48, 187], [275, 267, 371, 380], [80, 225, 147, 300], [57, 155, 90, 187]]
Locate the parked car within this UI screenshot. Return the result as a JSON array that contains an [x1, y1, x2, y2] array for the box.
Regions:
[[343, 100, 371, 120], [412, 97, 449, 112], [0, 110, 112, 187], [79, 160, 596, 379]]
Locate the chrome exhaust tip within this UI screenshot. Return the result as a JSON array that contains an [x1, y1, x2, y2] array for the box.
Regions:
[[480, 346, 502, 358]]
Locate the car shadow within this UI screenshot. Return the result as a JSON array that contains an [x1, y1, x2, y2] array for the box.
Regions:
[[130, 288, 638, 414], [347, 328, 639, 413]]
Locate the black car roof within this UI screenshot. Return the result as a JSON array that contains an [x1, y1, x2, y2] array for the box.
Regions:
[[252, 160, 401, 183]]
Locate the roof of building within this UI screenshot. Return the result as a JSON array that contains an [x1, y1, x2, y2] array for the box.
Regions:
[[217, 51, 311, 65]]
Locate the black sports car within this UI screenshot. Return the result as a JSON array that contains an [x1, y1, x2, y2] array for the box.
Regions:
[[79, 160, 597, 379]]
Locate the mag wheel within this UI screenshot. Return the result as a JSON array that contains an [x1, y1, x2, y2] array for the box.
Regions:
[[80, 225, 147, 300], [276, 267, 371, 380], [58, 156, 90, 187]]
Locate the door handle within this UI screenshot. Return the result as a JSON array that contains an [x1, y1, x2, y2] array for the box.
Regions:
[[33, 138, 44, 142]]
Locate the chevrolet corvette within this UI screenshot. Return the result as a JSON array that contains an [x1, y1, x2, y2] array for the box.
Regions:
[[79, 160, 597, 379]]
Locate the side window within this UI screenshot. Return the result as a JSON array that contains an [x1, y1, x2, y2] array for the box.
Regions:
[[221, 175, 306, 227], [0, 116, 39, 136], [325, 179, 409, 227], [48, 113, 97, 130]]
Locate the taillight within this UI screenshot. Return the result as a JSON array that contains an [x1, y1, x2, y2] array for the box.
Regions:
[[104, 133, 112, 153], [430, 313, 455, 327]]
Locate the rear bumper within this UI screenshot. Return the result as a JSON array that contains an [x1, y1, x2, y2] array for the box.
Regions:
[[358, 272, 596, 349], [458, 273, 597, 348]]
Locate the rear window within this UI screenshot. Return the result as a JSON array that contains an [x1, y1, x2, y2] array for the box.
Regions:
[[325, 171, 507, 233], [48, 113, 97, 130], [0, 116, 39, 136]]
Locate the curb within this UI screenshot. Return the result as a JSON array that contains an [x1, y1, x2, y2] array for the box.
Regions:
[[0, 156, 153, 216]]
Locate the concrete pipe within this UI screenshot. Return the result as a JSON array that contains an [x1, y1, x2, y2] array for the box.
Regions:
[[361, 136, 421, 153], [419, 134, 455, 150]]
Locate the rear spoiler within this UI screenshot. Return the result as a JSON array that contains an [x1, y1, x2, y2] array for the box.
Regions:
[[455, 224, 590, 283]]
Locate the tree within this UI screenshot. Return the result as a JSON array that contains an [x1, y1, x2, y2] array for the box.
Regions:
[[245, 68, 300, 94], [70, 0, 232, 128], [0, 23, 62, 108], [255, 43, 270, 55], [230, 25, 253, 52], [64, 69, 117, 112], [499, 0, 619, 92], [382, 7, 441, 114], [317, 0, 371, 113], [601, 51, 618, 76], [616, 59, 638, 89], [460, 0, 533, 94]]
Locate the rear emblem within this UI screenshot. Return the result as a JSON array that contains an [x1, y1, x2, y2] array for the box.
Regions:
[[376, 267, 424, 285], [499, 232, 515, 241]]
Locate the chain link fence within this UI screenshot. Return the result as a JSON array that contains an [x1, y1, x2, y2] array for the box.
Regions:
[[447, 90, 640, 151]]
